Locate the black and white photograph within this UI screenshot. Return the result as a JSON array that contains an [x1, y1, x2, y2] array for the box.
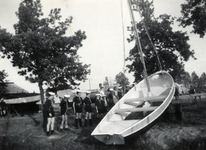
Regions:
[[0, 0, 206, 150]]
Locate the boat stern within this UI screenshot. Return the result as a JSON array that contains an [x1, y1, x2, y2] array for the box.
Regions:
[[93, 134, 125, 145]]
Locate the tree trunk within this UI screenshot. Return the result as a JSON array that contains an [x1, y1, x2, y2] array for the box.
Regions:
[[38, 82, 45, 108], [38, 82, 46, 131]]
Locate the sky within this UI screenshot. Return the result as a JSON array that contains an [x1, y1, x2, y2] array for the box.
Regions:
[[0, 0, 205, 93]]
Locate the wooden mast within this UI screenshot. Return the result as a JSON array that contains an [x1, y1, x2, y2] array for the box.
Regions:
[[127, 0, 150, 92]]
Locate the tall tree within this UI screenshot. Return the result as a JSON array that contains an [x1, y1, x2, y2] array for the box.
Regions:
[[199, 72, 206, 92], [115, 72, 130, 93], [180, 71, 191, 88], [191, 71, 199, 87], [126, 0, 195, 82], [178, 0, 206, 38], [0, 0, 90, 105]]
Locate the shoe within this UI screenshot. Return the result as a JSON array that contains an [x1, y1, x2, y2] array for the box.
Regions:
[[46, 132, 50, 136], [89, 119, 93, 126], [75, 119, 78, 128], [79, 119, 82, 127], [51, 130, 54, 135], [85, 119, 87, 127]]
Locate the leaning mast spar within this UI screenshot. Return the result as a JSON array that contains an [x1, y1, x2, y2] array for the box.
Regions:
[[127, 0, 150, 92]]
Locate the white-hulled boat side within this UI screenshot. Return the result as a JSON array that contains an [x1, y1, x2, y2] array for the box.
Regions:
[[91, 71, 175, 145]]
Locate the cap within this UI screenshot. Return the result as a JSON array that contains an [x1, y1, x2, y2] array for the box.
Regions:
[[43, 81, 47, 84], [109, 88, 114, 91], [86, 91, 91, 94], [76, 89, 81, 93], [64, 95, 70, 98], [48, 92, 55, 96], [71, 90, 76, 93]]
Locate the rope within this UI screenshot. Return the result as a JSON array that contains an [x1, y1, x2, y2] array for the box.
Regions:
[[136, 0, 162, 71]]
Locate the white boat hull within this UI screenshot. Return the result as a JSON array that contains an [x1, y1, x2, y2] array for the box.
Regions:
[[91, 71, 175, 144]]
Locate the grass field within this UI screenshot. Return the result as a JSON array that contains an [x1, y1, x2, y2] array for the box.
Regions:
[[0, 96, 206, 150]]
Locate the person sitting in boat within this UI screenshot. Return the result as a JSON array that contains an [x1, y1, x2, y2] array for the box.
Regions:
[[59, 95, 70, 131], [44, 92, 55, 136], [95, 94, 107, 118], [83, 91, 93, 126], [73, 90, 83, 128]]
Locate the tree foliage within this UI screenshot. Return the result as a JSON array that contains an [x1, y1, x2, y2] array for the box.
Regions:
[[0, 70, 8, 96], [199, 72, 206, 92], [191, 71, 199, 86], [190, 71, 206, 92], [115, 72, 130, 93], [177, 71, 191, 87], [169, 70, 206, 93], [175, 71, 206, 93], [115, 72, 130, 86], [126, 0, 195, 82], [0, 0, 90, 103], [178, 0, 206, 38]]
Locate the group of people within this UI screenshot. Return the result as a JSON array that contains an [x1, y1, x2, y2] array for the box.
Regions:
[[72, 90, 93, 128], [43, 83, 128, 136], [44, 89, 100, 136]]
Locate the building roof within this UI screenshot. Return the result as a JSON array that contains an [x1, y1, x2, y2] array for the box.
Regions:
[[1, 82, 29, 94]]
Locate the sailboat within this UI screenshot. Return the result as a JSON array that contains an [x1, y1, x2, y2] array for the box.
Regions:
[[91, 0, 175, 145]]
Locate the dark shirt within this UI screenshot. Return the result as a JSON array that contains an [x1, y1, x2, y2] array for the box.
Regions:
[[0, 100, 6, 109], [73, 96, 83, 107], [84, 96, 92, 111], [84, 97, 92, 106], [107, 93, 115, 106], [118, 91, 123, 99], [95, 99, 104, 110], [44, 99, 54, 117]]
